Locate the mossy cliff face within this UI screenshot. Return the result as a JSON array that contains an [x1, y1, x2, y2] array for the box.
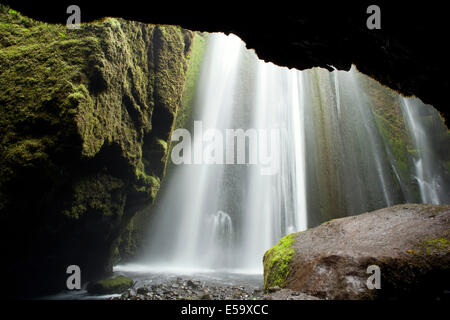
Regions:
[[175, 33, 207, 130], [0, 6, 193, 297], [116, 32, 207, 262]]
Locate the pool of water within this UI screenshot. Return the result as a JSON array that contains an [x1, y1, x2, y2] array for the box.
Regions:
[[114, 263, 263, 289], [40, 263, 263, 300]]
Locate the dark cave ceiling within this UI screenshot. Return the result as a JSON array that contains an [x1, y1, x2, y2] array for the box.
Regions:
[[3, 0, 449, 124]]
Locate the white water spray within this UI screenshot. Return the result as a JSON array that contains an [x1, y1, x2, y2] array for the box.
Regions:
[[141, 33, 308, 273], [400, 97, 448, 204]]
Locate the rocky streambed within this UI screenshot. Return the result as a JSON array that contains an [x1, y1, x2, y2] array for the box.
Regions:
[[110, 276, 264, 300], [45, 268, 318, 300], [108, 276, 319, 300]]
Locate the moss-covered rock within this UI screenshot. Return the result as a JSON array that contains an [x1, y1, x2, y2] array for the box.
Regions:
[[263, 233, 296, 291], [0, 5, 193, 298], [87, 275, 134, 295]]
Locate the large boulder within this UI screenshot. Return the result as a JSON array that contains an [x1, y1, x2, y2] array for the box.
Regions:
[[263, 204, 450, 299]]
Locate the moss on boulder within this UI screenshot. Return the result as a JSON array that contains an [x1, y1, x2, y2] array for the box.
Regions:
[[263, 233, 296, 291], [87, 275, 134, 295]]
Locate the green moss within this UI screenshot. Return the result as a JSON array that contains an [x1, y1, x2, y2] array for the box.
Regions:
[[135, 167, 161, 200], [407, 236, 450, 256], [63, 173, 126, 220], [176, 33, 207, 130], [87, 275, 133, 294], [263, 233, 296, 291], [4, 139, 49, 165], [352, 70, 423, 202], [155, 138, 168, 153], [421, 237, 450, 254], [321, 218, 337, 225], [424, 237, 450, 247], [373, 111, 411, 165]]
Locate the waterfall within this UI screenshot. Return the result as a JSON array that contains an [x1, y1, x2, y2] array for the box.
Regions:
[[206, 210, 234, 269], [134, 33, 449, 275], [139, 33, 309, 273], [400, 97, 450, 204]]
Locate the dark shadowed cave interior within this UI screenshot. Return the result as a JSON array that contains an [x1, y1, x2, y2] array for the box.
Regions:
[[5, 0, 449, 124]]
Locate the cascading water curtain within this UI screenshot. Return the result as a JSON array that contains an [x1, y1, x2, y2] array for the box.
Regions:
[[399, 97, 450, 204], [135, 33, 449, 274]]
